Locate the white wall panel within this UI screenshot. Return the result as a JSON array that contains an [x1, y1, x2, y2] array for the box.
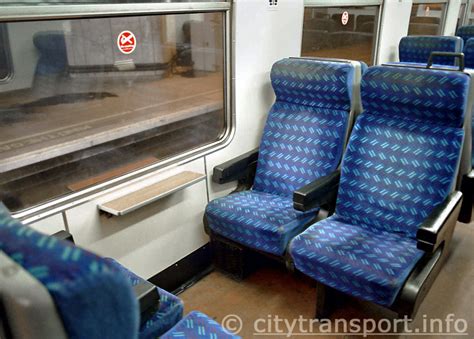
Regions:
[[64, 158, 208, 279], [376, 0, 412, 64], [29, 213, 65, 236], [443, 0, 462, 36], [205, 0, 305, 200]]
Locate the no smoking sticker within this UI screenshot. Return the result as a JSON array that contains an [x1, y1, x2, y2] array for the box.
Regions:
[[341, 11, 349, 26], [117, 30, 136, 55]]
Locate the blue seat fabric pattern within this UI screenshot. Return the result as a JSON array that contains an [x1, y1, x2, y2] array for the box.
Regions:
[[0, 204, 139, 339], [398, 36, 463, 66], [457, 25, 474, 44], [461, 38, 474, 166], [290, 66, 468, 307], [206, 191, 317, 255], [103, 258, 184, 339], [206, 58, 354, 256], [290, 216, 424, 306], [161, 311, 240, 339]]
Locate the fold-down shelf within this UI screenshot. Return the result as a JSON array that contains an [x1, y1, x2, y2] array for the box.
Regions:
[[98, 171, 205, 216]]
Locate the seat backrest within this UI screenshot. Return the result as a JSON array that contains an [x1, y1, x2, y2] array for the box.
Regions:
[[253, 58, 358, 197], [457, 25, 474, 44], [399, 36, 463, 66], [464, 37, 474, 69], [336, 66, 469, 238], [0, 204, 139, 339]]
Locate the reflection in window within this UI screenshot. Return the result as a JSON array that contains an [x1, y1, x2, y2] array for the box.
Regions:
[[0, 25, 12, 81], [408, 3, 446, 35], [0, 12, 226, 212], [301, 6, 379, 65]]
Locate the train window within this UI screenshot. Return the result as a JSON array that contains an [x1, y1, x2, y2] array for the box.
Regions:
[[301, 6, 380, 65], [458, 2, 467, 30], [0, 12, 226, 212], [0, 24, 12, 82], [408, 3, 447, 35], [467, 2, 474, 25]]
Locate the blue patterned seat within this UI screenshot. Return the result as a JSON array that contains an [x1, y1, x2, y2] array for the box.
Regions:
[[104, 258, 184, 339], [205, 58, 356, 256], [0, 204, 139, 339], [398, 36, 463, 66], [0, 204, 184, 339], [457, 25, 474, 44], [161, 311, 240, 339], [290, 65, 468, 307]]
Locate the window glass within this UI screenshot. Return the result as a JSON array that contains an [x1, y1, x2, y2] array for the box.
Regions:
[[301, 6, 379, 65], [0, 12, 226, 212], [408, 3, 446, 35], [467, 3, 474, 25], [0, 25, 11, 81], [457, 3, 467, 31]]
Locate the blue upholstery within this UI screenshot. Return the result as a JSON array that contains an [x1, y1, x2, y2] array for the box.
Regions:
[[0, 204, 139, 339], [206, 58, 355, 256], [161, 311, 240, 339], [361, 66, 467, 129], [206, 191, 317, 255], [398, 36, 463, 66], [290, 66, 468, 307], [33, 31, 68, 75], [290, 216, 424, 306], [254, 59, 353, 197], [104, 258, 184, 339], [457, 25, 474, 44], [464, 38, 474, 69]]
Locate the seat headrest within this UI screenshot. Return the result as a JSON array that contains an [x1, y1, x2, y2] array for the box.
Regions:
[[361, 66, 469, 128], [271, 58, 354, 111], [457, 25, 474, 43], [399, 36, 463, 65]]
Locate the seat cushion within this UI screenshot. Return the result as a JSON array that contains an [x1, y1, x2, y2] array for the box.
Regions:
[[161, 311, 240, 339], [0, 204, 139, 339], [104, 258, 183, 339], [206, 190, 318, 256], [289, 215, 425, 307]]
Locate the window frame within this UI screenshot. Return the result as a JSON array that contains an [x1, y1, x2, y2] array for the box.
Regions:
[[0, 24, 13, 83], [410, 0, 449, 36], [458, 0, 468, 28], [463, 0, 474, 26], [0, 2, 233, 222], [302, 0, 383, 65]]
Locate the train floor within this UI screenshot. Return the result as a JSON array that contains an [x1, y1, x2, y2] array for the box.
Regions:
[[180, 220, 474, 338]]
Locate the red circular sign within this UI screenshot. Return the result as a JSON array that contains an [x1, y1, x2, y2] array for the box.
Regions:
[[341, 11, 349, 26], [117, 30, 136, 55]]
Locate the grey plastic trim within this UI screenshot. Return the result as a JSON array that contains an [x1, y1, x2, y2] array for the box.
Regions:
[[0, 251, 67, 339]]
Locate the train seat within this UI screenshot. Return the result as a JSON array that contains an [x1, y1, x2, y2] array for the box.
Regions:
[[289, 65, 469, 318], [463, 38, 474, 70], [398, 35, 463, 66], [457, 25, 474, 44], [204, 58, 362, 263], [161, 311, 240, 338], [0, 203, 183, 339]]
